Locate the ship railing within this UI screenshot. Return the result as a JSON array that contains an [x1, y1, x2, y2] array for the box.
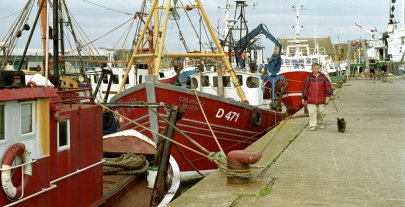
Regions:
[[0, 159, 38, 203], [55, 87, 94, 107]]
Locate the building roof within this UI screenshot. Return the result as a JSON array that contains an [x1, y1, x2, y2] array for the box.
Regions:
[[273, 37, 336, 58]]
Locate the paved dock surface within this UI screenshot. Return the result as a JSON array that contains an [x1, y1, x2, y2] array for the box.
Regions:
[[169, 76, 405, 207]]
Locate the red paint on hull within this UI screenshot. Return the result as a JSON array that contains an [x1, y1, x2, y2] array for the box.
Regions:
[[112, 84, 287, 172], [280, 70, 311, 114]]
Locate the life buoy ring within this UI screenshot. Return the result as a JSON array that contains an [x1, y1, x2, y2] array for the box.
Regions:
[[251, 108, 262, 127], [1, 143, 32, 200], [26, 81, 37, 88]]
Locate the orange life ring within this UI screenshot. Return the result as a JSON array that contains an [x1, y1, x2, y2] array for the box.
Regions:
[[26, 81, 37, 88], [1, 143, 32, 200]]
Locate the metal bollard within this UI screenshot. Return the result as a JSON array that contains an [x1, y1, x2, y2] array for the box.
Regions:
[[226, 150, 261, 185]]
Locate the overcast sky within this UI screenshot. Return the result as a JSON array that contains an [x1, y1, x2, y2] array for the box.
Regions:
[[0, 0, 396, 57]]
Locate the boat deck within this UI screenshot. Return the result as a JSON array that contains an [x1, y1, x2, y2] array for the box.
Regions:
[[169, 76, 405, 206], [103, 174, 152, 207]]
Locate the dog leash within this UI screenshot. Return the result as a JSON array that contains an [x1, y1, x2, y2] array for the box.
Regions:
[[332, 99, 339, 114]]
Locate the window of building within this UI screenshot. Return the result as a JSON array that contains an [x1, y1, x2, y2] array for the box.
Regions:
[[401, 37, 405, 45], [57, 120, 70, 150], [21, 102, 34, 135], [0, 105, 5, 141]]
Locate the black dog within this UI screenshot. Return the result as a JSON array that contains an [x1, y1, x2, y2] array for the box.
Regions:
[[337, 118, 346, 133]]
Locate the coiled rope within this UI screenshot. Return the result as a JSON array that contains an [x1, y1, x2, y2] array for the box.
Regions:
[[103, 153, 149, 175]]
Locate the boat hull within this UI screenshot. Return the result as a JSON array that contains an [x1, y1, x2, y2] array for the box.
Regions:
[[110, 83, 286, 174], [279, 70, 311, 114]]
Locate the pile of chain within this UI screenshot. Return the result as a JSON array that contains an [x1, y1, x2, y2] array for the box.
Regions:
[[103, 153, 149, 175]]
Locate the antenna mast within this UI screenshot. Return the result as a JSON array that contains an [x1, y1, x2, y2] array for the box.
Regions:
[[292, 0, 303, 39]]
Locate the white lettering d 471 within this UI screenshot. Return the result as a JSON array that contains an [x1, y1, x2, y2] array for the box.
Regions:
[[215, 108, 240, 122]]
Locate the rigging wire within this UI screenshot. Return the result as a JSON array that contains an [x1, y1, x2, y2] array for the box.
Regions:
[[82, 0, 134, 16], [114, 17, 136, 50], [0, 11, 21, 21]]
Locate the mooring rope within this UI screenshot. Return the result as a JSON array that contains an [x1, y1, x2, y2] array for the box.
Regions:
[[97, 103, 209, 159], [193, 89, 224, 154], [97, 102, 251, 177]]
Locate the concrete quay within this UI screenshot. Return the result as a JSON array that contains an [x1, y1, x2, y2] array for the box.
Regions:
[[169, 76, 405, 207]]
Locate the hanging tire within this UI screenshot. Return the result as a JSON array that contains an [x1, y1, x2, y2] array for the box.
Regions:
[[1, 143, 32, 200], [251, 108, 262, 127]]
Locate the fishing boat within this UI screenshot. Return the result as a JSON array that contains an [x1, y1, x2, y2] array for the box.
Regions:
[[0, 70, 179, 206], [0, 0, 179, 205], [275, 1, 334, 115], [108, 0, 288, 179], [0, 70, 105, 207]]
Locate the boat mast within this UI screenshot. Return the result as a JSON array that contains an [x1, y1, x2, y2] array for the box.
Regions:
[[292, 0, 303, 56], [118, 0, 248, 103], [51, 0, 60, 87], [38, 0, 48, 75], [293, 1, 302, 39]]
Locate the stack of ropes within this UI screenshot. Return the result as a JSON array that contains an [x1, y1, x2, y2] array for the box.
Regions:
[[103, 153, 149, 175]]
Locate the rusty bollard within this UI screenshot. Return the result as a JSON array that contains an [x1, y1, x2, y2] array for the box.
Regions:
[[227, 150, 261, 185]]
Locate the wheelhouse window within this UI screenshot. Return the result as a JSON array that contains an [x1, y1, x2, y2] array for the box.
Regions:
[[20, 102, 34, 135], [102, 75, 109, 84], [93, 75, 98, 83], [138, 75, 143, 84], [213, 76, 218, 87], [246, 76, 259, 88], [0, 105, 4, 141], [201, 76, 210, 87], [58, 120, 70, 150], [284, 59, 291, 65], [112, 75, 119, 84], [237, 75, 243, 86], [122, 75, 129, 84], [312, 58, 319, 64], [190, 77, 198, 89], [223, 76, 231, 87], [299, 58, 305, 65]]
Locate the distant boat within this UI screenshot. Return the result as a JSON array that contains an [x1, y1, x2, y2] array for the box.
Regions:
[[276, 1, 334, 114]]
